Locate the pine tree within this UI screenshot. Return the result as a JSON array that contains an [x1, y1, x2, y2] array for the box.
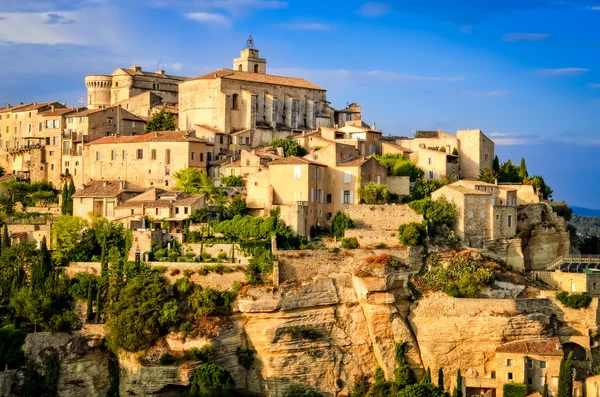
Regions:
[[519, 157, 529, 180], [542, 374, 549, 397], [60, 182, 69, 215], [492, 155, 500, 174], [2, 224, 10, 248], [86, 279, 94, 323], [421, 367, 432, 384], [452, 369, 462, 397], [558, 352, 573, 397], [438, 368, 444, 390]]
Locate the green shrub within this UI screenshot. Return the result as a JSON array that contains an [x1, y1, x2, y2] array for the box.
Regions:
[[236, 346, 256, 369], [189, 363, 235, 397], [375, 242, 388, 249], [331, 212, 355, 239], [502, 382, 527, 397], [555, 291, 592, 309], [397, 383, 447, 397], [221, 175, 245, 187], [217, 252, 228, 261], [159, 353, 177, 366], [0, 327, 26, 370], [342, 237, 359, 249], [357, 183, 390, 204], [398, 222, 426, 246], [185, 345, 214, 362], [283, 384, 324, 397]]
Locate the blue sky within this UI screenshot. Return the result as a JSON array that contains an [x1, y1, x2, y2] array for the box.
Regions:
[[1, 0, 600, 208]]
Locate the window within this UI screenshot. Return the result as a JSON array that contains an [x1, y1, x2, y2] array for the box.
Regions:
[[107, 117, 113, 124], [506, 359, 514, 367], [293, 165, 301, 179], [151, 149, 156, 160], [137, 149, 143, 159], [344, 171, 351, 184], [200, 153, 204, 162], [481, 197, 486, 204], [552, 376, 558, 386], [51, 164, 54, 170], [38, 122, 42, 131], [317, 168, 323, 180], [53, 137, 58, 145], [508, 215, 513, 228], [527, 358, 533, 369], [428, 157, 434, 165], [254, 64, 259, 73], [540, 376, 546, 386], [245, 137, 250, 145], [343, 190, 351, 204], [122, 150, 126, 159], [232, 94, 239, 109], [468, 211, 474, 219], [326, 194, 332, 204], [155, 208, 159, 216], [429, 171, 434, 179], [540, 361, 546, 369], [310, 188, 314, 202], [191, 152, 195, 160], [527, 378, 533, 385], [230, 168, 235, 176], [95, 151, 100, 161], [480, 210, 485, 219], [111, 150, 116, 161], [310, 167, 315, 180], [507, 373, 513, 381], [317, 189, 324, 203], [165, 149, 171, 165], [238, 137, 243, 144], [219, 135, 224, 144], [369, 144, 376, 155], [28, 124, 31, 133], [132, 121, 136, 128], [485, 153, 489, 161], [345, 113, 352, 121], [468, 196, 473, 204], [175, 207, 179, 214], [184, 207, 188, 214], [207, 152, 212, 162]]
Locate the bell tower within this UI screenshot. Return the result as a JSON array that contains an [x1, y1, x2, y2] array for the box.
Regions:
[[233, 35, 267, 74]]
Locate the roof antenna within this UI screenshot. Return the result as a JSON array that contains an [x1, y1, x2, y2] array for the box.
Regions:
[[157, 58, 164, 72], [246, 35, 254, 49], [78, 98, 85, 107]]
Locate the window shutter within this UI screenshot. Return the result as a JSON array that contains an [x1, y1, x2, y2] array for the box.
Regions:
[[344, 171, 350, 183], [310, 188, 314, 202], [349, 191, 354, 204], [340, 191, 344, 204]]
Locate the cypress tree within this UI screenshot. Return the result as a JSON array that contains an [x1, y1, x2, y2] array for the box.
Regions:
[[542, 374, 549, 397], [558, 352, 573, 397], [95, 286, 102, 324], [421, 367, 432, 384], [519, 157, 529, 180], [67, 179, 76, 215], [40, 236, 52, 276], [452, 369, 462, 397], [60, 182, 69, 215], [438, 368, 444, 390], [2, 224, 10, 248], [492, 155, 500, 174], [86, 279, 94, 323]]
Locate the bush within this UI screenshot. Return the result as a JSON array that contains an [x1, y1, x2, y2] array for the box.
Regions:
[[217, 252, 228, 261], [375, 242, 388, 249], [159, 353, 177, 366], [189, 363, 235, 397], [221, 175, 245, 187], [397, 383, 447, 397], [283, 384, 324, 397], [285, 326, 322, 340], [357, 183, 390, 204], [236, 346, 256, 369], [555, 291, 592, 309], [408, 197, 456, 228], [398, 223, 426, 246], [270, 138, 307, 157], [0, 327, 26, 370], [341, 237, 359, 249], [374, 154, 424, 182], [185, 345, 214, 362], [331, 212, 354, 239], [502, 382, 527, 397]]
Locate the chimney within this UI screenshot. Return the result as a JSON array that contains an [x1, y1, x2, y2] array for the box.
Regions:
[[120, 180, 125, 189], [334, 123, 339, 129], [372, 122, 376, 130], [103, 181, 108, 187], [130, 65, 142, 72], [51, 105, 55, 112], [156, 70, 165, 76], [276, 147, 284, 157]]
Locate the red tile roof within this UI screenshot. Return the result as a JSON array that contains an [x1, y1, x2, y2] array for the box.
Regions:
[[113, 68, 188, 81], [269, 156, 326, 166], [190, 69, 325, 91], [73, 180, 144, 198], [13, 102, 64, 113], [496, 337, 562, 356], [40, 108, 81, 117], [88, 130, 207, 145]]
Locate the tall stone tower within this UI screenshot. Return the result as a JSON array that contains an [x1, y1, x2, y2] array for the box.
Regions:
[[233, 35, 267, 74], [85, 75, 113, 109]]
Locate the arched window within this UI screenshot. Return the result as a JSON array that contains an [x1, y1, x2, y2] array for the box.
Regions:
[[238, 64, 243, 71], [232, 94, 239, 110], [254, 64, 259, 73]]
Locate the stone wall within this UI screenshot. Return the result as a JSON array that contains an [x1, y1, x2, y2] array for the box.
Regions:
[[344, 228, 401, 247], [481, 238, 524, 272], [343, 204, 423, 231], [386, 176, 410, 196], [534, 271, 600, 296]]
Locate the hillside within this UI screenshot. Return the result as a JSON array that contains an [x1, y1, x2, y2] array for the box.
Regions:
[[570, 214, 600, 236]]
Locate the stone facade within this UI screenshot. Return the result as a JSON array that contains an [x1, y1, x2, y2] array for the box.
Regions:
[[457, 128, 495, 180]]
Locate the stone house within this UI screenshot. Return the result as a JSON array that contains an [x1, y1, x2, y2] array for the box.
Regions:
[[72, 179, 144, 221], [457, 129, 495, 180], [115, 91, 178, 121], [333, 103, 362, 128], [494, 338, 563, 397], [82, 130, 211, 189], [178, 41, 335, 151], [85, 65, 187, 110], [114, 188, 205, 231], [295, 122, 383, 157]]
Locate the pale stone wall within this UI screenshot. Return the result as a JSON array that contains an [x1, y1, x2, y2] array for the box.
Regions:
[[585, 374, 600, 397], [415, 148, 454, 179], [495, 352, 561, 397], [343, 204, 423, 231], [481, 238, 524, 272], [492, 205, 517, 239], [386, 176, 410, 196], [246, 169, 271, 210], [535, 271, 600, 296], [457, 129, 494, 180]]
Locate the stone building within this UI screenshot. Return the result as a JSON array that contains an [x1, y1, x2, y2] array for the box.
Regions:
[[72, 179, 144, 221], [296, 123, 383, 157], [115, 91, 178, 121], [179, 38, 335, 154], [85, 66, 187, 110], [457, 129, 494, 180], [82, 130, 211, 189]]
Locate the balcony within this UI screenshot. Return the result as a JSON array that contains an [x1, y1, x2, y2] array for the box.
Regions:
[[7, 143, 45, 154], [62, 148, 82, 156], [62, 130, 87, 142]]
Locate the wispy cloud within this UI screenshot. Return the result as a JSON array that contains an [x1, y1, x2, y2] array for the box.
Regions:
[[172, 63, 183, 71], [589, 83, 600, 88], [463, 90, 508, 98], [489, 132, 538, 145], [537, 68, 589, 77], [502, 33, 550, 42], [355, 2, 391, 18], [275, 22, 330, 30], [186, 12, 230, 25], [45, 13, 75, 24], [270, 67, 465, 83], [587, 6, 600, 10], [153, 0, 287, 13]]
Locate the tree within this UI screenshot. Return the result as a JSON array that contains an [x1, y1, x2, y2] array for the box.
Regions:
[[223, 195, 248, 220], [410, 178, 450, 201], [408, 197, 456, 229], [396, 383, 446, 397], [502, 383, 527, 397], [358, 183, 390, 204], [438, 368, 444, 390], [221, 175, 245, 187], [492, 155, 500, 174], [374, 154, 424, 182], [398, 223, 427, 246], [452, 147, 459, 156], [542, 374, 549, 397], [189, 363, 235, 397], [60, 183, 69, 215], [519, 158, 528, 180], [145, 108, 176, 132], [452, 369, 462, 397], [51, 216, 88, 266], [270, 138, 307, 157], [558, 352, 573, 397], [479, 168, 498, 184], [393, 342, 416, 390], [331, 212, 354, 239], [421, 367, 432, 384], [2, 224, 10, 249], [173, 168, 215, 198]]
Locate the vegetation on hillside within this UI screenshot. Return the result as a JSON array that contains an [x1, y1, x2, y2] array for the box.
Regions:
[[485, 156, 553, 199], [145, 108, 176, 132], [374, 154, 424, 182], [270, 138, 307, 157]]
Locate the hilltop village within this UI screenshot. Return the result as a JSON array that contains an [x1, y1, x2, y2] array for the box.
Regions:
[[0, 39, 595, 397]]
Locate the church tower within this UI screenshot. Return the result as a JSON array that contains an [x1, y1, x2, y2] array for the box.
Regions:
[[233, 36, 267, 74]]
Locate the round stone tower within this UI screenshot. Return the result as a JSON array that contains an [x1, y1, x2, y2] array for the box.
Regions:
[[85, 75, 113, 109]]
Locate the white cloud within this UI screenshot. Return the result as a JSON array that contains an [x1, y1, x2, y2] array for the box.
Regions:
[[186, 12, 230, 25], [153, 0, 287, 12], [355, 2, 391, 17], [0, 9, 119, 45], [537, 68, 589, 76], [502, 33, 550, 42], [270, 67, 465, 83], [275, 22, 330, 30], [489, 132, 537, 145], [588, 6, 600, 10], [172, 63, 183, 71]]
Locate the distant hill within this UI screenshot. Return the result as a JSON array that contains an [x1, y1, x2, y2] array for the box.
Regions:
[[571, 206, 600, 217], [570, 214, 600, 236]]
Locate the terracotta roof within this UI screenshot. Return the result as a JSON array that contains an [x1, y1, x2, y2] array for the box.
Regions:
[[209, 157, 238, 166], [113, 68, 188, 81], [269, 156, 325, 166], [13, 102, 63, 113], [40, 108, 81, 117], [382, 141, 413, 153], [337, 155, 371, 167], [190, 69, 325, 91], [117, 191, 203, 208], [496, 337, 562, 356], [222, 160, 241, 168], [0, 103, 32, 113], [73, 180, 144, 198], [69, 108, 102, 117], [194, 124, 223, 134], [88, 130, 206, 145], [442, 185, 490, 196]]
